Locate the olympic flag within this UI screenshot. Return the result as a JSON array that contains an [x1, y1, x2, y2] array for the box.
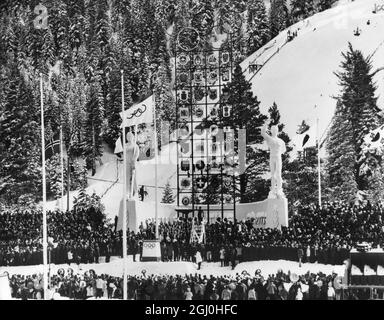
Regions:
[[119, 95, 154, 128]]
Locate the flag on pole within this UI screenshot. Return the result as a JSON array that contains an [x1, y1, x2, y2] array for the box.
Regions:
[[296, 120, 310, 135], [119, 95, 154, 128], [114, 135, 123, 154], [293, 121, 317, 151], [45, 132, 60, 160]]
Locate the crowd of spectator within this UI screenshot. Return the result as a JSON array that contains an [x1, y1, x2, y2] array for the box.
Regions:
[[0, 207, 118, 266], [4, 268, 379, 300], [1, 201, 384, 267]]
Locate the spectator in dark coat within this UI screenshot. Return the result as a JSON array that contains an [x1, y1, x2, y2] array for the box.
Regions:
[[231, 246, 237, 270]]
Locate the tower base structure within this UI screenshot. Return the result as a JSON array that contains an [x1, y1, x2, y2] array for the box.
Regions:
[[240, 195, 289, 229]]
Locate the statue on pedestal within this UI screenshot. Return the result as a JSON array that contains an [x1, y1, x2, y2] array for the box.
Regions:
[[125, 132, 140, 198], [261, 123, 286, 199]]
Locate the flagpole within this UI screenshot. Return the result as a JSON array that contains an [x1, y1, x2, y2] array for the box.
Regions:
[[153, 94, 159, 239], [316, 117, 322, 207], [60, 125, 64, 211], [67, 154, 70, 211], [121, 70, 128, 300], [40, 73, 48, 299]]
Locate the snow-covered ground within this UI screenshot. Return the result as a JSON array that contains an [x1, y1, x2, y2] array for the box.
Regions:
[[0, 257, 346, 279], [1, 258, 347, 300]]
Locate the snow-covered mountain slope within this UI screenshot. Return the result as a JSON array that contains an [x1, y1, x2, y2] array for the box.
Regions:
[[242, 0, 384, 148]]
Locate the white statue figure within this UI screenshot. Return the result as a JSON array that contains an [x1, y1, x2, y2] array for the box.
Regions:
[[261, 123, 286, 198], [125, 132, 140, 198]]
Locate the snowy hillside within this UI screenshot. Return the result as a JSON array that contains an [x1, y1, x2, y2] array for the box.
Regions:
[[242, 0, 384, 146]]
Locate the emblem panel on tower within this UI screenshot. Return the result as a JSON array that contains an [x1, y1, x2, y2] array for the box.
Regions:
[[175, 28, 239, 222]]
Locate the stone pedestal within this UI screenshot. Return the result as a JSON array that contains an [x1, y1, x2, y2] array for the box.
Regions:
[[265, 195, 288, 229], [117, 199, 137, 233]]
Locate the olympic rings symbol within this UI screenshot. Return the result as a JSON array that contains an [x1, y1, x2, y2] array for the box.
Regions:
[[126, 104, 147, 119]]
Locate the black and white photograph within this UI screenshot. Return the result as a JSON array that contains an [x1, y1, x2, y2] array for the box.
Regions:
[[1, 0, 384, 310]]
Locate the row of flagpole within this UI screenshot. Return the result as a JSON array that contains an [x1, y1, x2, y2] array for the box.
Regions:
[[121, 70, 128, 300], [317, 117, 322, 208], [39, 74, 49, 299], [153, 94, 159, 240], [40, 69, 159, 300]]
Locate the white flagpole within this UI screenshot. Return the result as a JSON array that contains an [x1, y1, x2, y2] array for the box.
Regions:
[[121, 70, 128, 300], [40, 73, 48, 299], [317, 117, 322, 207], [153, 94, 159, 239], [60, 125, 64, 211]]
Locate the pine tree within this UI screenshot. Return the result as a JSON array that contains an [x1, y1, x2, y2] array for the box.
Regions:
[[268, 102, 292, 163], [125, 1, 151, 102], [25, 9, 44, 71], [317, 0, 336, 12], [268, 102, 293, 154], [95, 0, 110, 52], [284, 157, 322, 207], [153, 63, 175, 139], [228, 1, 246, 57], [46, 153, 63, 200], [149, 20, 170, 77], [84, 0, 98, 49], [153, 0, 174, 29], [327, 44, 381, 197], [58, 70, 88, 158], [225, 64, 267, 143], [161, 180, 175, 203], [326, 100, 358, 202], [68, 0, 85, 53], [216, 0, 232, 34], [104, 65, 133, 149], [290, 0, 315, 22], [246, 0, 270, 55], [336, 44, 381, 190], [0, 66, 41, 204], [84, 79, 105, 174], [70, 158, 88, 190], [41, 29, 55, 74], [191, 0, 214, 45], [269, 0, 289, 39], [2, 15, 19, 63], [170, 0, 191, 56], [49, 0, 70, 67], [223, 64, 268, 202], [201, 175, 221, 205]]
